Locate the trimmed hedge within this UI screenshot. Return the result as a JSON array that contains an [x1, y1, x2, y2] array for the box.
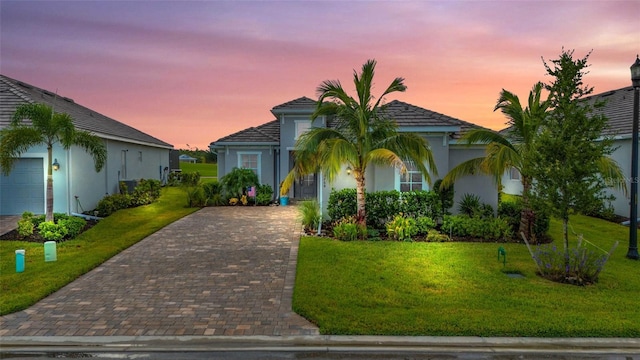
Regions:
[[328, 188, 441, 229]]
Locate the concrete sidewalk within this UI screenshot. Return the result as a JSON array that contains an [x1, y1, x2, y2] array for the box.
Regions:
[[0, 206, 318, 337]]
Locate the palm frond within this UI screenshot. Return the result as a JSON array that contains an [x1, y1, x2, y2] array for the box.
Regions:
[[440, 157, 487, 189], [596, 156, 628, 195]]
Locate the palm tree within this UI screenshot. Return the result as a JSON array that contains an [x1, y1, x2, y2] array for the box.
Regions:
[[441, 82, 549, 242], [442, 82, 627, 243], [280, 59, 437, 230], [0, 103, 107, 222]]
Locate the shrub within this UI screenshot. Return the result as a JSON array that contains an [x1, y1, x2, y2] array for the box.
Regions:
[[17, 212, 35, 238], [220, 167, 259, 198], [299, 200, 321, 232], [532, 242, 613, 285], [255, 184, 274, 205], [442, 215, 512, 241], [58, 217, 87, 239], [96, 193, 132, 217], [425, 229, 450, 242], [327, 188, 357, 223], [332, 216, 362, 241], [386, 214, 418, 242], [400, 191, 441, 220], [415, 216, 436, 235], [131, 179, 162, 206], [181, 172, 201, 187], [498, 200, 550, 240], [365, 190, 401, 228], [185, 186, 207, 207], [202, 182, 226, 206], [327, 188, 440, 229], [458, 193, 481, 217], [38, 221, 68, 242]]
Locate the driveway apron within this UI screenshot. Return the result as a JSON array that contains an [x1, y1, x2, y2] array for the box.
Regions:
[[0, 206, 319, 336]]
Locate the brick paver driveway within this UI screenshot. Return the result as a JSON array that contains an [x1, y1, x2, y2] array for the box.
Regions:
[[0, 206, 319, 336]]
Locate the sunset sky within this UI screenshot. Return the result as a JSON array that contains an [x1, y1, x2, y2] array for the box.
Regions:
[[1, 1, 638, 150]]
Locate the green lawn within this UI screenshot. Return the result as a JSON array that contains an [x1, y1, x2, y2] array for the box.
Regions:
[[293, 214, 640, 336], [179, 162, 217, 179], [0, 187, 198, 315]]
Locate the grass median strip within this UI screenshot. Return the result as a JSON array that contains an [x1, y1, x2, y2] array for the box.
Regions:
[[293, 214, 640, 336], [0, 187, 198, 316]]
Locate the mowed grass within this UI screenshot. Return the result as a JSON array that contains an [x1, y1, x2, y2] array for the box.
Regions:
[[0, 187, 198, 315], [293, 214, 640, 336], [179, 162, 217, 179]]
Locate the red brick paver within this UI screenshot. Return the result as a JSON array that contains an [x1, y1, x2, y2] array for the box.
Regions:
[[0, 206, 318, 336]]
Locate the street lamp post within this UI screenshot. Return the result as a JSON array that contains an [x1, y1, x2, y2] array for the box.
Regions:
[[628, 55, 640, 260]]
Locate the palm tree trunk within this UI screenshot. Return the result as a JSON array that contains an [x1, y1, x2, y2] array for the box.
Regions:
[[354, 170, 367, 238], [46, 146, 54, 222], [518, 176, 535, 244]]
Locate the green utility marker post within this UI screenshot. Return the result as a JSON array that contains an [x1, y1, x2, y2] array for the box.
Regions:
[[498, 246, 506, 266]]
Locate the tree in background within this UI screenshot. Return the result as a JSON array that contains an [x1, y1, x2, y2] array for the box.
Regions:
[[281, 59, 437, 232], [180, 146, 217, 163], [0, 103, 106, 222], [529, 49, 626, 255]]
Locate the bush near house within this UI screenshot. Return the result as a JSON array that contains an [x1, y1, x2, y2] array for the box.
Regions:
[[96, 179, 162, 217], [13, 212, 87, 242], [328, 189, 441, 229], [326, 188, 547, 243]]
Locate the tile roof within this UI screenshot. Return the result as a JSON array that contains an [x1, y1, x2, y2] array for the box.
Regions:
[[271, 96, 316, 113], [213, 97, 489, 145], [0, 74, 172, 148], [499, 86, 636, 138], [588, 86, 635, 137], [380, 100, 489, 138], [212, 119, 280, 144]]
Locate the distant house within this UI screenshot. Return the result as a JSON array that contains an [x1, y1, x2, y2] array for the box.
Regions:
[[179, 154, 197, 163], [0, 75, 174, 215], [502, 86, 639, 217], [210, 96, 498, 213]]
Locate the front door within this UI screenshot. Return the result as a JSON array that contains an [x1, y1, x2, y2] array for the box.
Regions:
[[289, 151, 317, 199], [296, 173, 317, 199]]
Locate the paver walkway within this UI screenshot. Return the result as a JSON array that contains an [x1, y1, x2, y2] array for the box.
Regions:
[[0, 206, 319, 336]]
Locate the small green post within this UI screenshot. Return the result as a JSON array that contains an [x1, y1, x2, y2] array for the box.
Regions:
[[498, 246, 506, 266]]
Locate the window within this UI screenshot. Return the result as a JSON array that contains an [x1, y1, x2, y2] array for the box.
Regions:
[[295, 120, 311, 140], [398, 163, 423, 192], [510, 167, 521, 181], [238, 152, 261, 181]]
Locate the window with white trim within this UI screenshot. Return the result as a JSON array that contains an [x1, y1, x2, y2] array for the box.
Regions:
[[238, 152, 261, 181], [295, 120, 311, 140], [398, 163, 424, 192]]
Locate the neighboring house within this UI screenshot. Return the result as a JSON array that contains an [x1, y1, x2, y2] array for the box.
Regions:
[[502, 86, 639, 217], [179, 154, 197, 163], [210, 96, 498, 213], [0, 75, 174, 215]]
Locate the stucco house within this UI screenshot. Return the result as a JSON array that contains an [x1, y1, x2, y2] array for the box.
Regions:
[[501, 86, 639, 217], [210, 96, 498, 214], [0, 74, 173, 216]]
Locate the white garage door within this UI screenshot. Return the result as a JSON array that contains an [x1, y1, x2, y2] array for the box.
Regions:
[[0, 158, 45, 215]]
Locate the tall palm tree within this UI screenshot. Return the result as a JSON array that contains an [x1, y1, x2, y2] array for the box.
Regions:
[[0, 103, 107, 222], [441, 82, 549, 242], [280, 59, 437, 230]]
